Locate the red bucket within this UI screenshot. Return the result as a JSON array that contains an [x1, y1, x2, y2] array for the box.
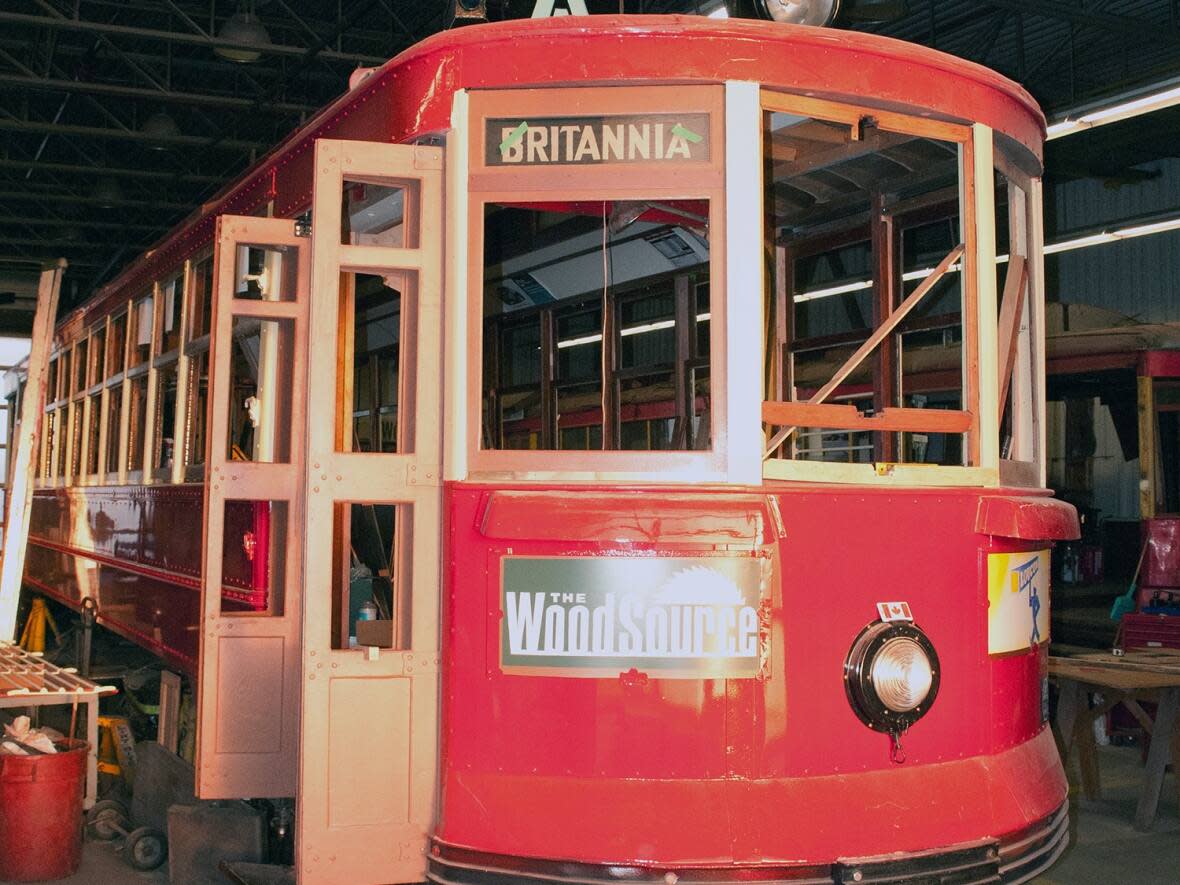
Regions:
[[0, 738, 88, 882]]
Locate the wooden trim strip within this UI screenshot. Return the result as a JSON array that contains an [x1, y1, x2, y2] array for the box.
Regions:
[[996, 255, 1028, 412], [29, 534, 200, 590], [762, 401, 971, 434], [760, 88, 972, 144]]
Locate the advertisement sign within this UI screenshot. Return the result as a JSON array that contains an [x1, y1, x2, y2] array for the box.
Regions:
[[486, 114, 710, 167], [987, 550, 1050, 654], [501, 556, 766, 678]]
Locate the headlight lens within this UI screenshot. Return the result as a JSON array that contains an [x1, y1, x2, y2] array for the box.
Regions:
[[844, 621, 940, 733], [870, 636, 934, 712], [756, 0, 841, 27]]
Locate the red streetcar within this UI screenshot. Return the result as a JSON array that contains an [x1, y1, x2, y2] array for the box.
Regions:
[[17, 11, 1079, 885]]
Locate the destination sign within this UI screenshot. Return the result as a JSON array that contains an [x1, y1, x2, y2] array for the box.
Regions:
[[486, 113, 711, 167], [500, 555, 765, 678]]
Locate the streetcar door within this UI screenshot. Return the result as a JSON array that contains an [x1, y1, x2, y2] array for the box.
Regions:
[[296, 140, 444, 885], [197, 215, 311, 798]]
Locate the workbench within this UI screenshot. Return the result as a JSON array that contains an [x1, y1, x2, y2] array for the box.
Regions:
[[1050, 647, 1180, 831], [0, 641, 116, 809]]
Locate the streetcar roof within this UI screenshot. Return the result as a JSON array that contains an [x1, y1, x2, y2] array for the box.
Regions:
[[64, 15, 1044, 329]]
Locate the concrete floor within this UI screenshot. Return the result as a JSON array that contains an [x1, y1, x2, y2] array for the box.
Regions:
[[1032, 743, 1180, 884], [3, 743, 1175, 884]]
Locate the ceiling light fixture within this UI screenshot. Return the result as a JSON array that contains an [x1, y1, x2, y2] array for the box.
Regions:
[[141, 111, 181, 148], [1046, 78, 1180, 140], [215, 2, 271, 64]]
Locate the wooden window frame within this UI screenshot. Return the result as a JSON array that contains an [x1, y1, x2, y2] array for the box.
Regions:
[[461, 84, 733, 483], [103, 306, 131, 484], [150, 263, 191, 483], [760, 88, 1006, 487], [183, 251, 214, 482]]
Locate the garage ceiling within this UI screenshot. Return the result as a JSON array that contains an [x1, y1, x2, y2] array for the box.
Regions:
[[2, 0, 1179, 325]]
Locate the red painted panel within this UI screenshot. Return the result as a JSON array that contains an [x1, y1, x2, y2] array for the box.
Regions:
[[1140, 350, 1180, 378], [28, 486, 262, 595], [478, 489, 779, 545], [24, 544, 203, 674], [1142, 517, 1180, 590], [438, 482, 1068, 866]]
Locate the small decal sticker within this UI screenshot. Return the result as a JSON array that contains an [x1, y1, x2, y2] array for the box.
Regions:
[[877, 601, 913, 623]]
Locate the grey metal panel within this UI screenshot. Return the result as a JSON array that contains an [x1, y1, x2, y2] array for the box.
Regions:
[[1052, 228, 1180, 322], [1051, 157, 1180, 322], [1054, 158, 1180, 230]]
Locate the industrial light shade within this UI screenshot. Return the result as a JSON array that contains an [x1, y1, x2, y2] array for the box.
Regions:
[[141, 111, 181, 148], [215, 11, 270, 63], [755, 0, 841, 26], [92, 178, 124, 209]]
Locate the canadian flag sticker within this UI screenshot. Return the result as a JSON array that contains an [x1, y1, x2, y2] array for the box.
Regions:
[[877, 601, 914, 623]]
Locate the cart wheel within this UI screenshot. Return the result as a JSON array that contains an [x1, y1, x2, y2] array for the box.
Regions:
[[86, 801, 130, 841], [125, 827, 168, 871]]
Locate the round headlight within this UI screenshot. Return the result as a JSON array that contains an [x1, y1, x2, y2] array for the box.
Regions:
[[844, 621, 940, 733], [870, 636, 935, 712], [756, 0, 841, 27]]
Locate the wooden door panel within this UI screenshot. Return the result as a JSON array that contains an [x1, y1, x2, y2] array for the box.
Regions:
[[196, 216, 309, 800], [297, 140, 444, 885]]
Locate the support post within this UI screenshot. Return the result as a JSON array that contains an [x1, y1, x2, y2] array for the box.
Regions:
[[0, 259, 65, 640]]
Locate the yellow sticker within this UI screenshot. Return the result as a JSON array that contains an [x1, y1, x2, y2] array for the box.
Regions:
[[987, 550, 1050, 655]]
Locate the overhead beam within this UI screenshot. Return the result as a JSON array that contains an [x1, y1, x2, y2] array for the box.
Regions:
[[0, 190, 192, 210], [0, 237, 153, 249], [0, 37, 346, 84], [0, 118, 269, 151], [0, 216, 168, 232], [978, 1, 1180, 46], [0, 158, 226, 185], [0, 10, 389, 65], [0, 254, 103, 267], [0, 73, 316, 115]]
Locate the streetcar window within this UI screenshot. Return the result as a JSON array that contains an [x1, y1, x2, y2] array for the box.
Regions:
[[41, 409, 55, 479], [340, 272, 408, 454], [127, 375, 148, 473], [329, 502, 407, 650], [763, 107, 969, 466], [158, 277, 183, 354], [54, 407, 66, 478], [993, 145, 1040, 475], [226, 317, 295, 463], [85, 394, 101, 477], [153, 363, 178, 473], [220, 500, 287, 617], [105, 387, 123, 477], [129, 295, 153, 367], [233, 246, 297, 303], [46, 357, 58, 404], [185, 351, 209, 471], [108, 311, 128, 377], [89, 324, 106, 389], [343, 180, 418, 248], [74, 339, 88, 393], [188, 256, 214, 340], [58, 350, 70, 402], [69, 402, 83, 480], [481, 200, 712, 452]]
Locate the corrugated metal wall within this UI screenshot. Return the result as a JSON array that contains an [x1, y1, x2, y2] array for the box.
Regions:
[[1050, 157, 1180, 322]]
